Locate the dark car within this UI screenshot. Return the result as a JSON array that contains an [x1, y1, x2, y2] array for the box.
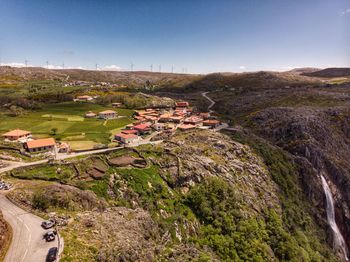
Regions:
[[44, 230, 56, 242], [41, 220, 55, 229], [46, 247, 58, 262]]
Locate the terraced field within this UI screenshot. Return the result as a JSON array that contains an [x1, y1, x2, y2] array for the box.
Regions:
[[0, 102, 134, 148]]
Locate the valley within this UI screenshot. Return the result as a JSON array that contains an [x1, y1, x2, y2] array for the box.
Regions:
[[0, 66, 350, 261]]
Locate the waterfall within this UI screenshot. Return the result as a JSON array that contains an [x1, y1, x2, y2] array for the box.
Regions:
[[321, 175, 348, 261]]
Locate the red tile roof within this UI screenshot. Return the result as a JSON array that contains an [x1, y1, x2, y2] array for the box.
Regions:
[[115, 133, 138, 139], [26, 138, 55, 149], [99, 110, 116, 114], [179, 124, 195, 130], [203, 119, 220, 125], [175, 101, 189, 107], [121, 129, 138, 134], [184, 116, 203, 123], [2, 129, 31, 137], [133, 124, 151, 130]]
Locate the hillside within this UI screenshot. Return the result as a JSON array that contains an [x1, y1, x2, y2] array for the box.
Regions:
[[184, 79, 350, 261], [176, 71, 321, 92], [5, 130, 339, 261], [0, 66, 198, 88], [302, 68, 350, 78], [0, 66, 323, 92]]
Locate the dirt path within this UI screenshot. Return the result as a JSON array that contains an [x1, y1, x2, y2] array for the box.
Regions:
[[0, 194, 58, 262]]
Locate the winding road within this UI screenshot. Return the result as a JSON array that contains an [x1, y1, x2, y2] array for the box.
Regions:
[[201, 92, 216, 114], [201, 91, 229, 131], [0, 139, 163, 261], [0, 194, 58, 262]]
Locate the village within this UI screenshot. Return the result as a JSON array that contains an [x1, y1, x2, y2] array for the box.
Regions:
[[0, 97, 223, 158]]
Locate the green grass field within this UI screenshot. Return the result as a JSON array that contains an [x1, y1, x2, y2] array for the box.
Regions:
[[0, 102, 134, 148]]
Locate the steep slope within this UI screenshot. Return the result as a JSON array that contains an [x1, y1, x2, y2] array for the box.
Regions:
[[193, 80, 350, 261], [303, 68, 350, 78], [247, 106, 350, 259]]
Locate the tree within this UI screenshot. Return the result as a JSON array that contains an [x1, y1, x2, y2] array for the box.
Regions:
[[51, 127, 58, 136]]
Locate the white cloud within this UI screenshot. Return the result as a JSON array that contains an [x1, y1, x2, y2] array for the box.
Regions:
[[0, 62, 33, 67], [239, 65, 246, 70], [46, 64, 63, 69], [103, 64, 121, 71], [341, 8, 350, 16]]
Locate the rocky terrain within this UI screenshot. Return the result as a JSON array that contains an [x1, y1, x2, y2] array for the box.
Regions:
[[5, 129, 340, 261], [0, 211, 11, 261], [172, 77, 350, 261]]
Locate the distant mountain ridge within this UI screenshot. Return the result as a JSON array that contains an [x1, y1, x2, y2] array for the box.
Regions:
[[302, 67, 350, 77], [1, 65, 346, 90], [288, 67, 321, 74]]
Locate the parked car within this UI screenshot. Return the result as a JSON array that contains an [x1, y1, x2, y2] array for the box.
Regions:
[[0, 182, 12, 190], [44, 230, 57, 242], [41, 220, 55, 229], [3, 184, 12, 190], [46, 247, 58, 262]]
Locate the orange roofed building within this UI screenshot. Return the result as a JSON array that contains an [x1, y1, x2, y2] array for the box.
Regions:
[[115, 133, 140, 144], [24, 138, 56, 153], [2, 129, 32, 141], [99, 110, 117, 119], [175, 101, 189, 108], [178, 124, 196, 131], [203, 119, 221, 128]]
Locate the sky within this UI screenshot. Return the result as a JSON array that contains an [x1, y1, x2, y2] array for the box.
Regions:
[[0, 0, 349, 74]]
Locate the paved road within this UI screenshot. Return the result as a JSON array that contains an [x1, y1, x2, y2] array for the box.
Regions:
[[201, 91, 229, 131], [0, 140, 163, 261], [201, 91, 216, 114], [0, 194, 58, 262]]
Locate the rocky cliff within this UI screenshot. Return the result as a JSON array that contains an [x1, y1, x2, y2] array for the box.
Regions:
[[248, 106, 350, 259]]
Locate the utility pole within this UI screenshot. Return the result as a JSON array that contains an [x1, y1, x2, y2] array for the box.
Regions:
[[95, 63, 98, 70], [158, 64, 161, 73], [171, 65, 174, 74], [150, 64, 153, 72], [62, 62, 65, 69], [46, 60, 49, 69], [25, 59, 28, 68], [131, 62, 134, 72]]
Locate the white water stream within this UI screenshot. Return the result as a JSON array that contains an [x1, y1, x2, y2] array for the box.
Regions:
[[321, 175, 348, 261]]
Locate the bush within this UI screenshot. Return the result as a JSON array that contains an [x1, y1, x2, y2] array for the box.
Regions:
[[32, 191, 50, 210]]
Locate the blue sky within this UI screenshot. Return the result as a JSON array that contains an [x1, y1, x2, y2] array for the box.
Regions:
[[0, 0, 349, 73]]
